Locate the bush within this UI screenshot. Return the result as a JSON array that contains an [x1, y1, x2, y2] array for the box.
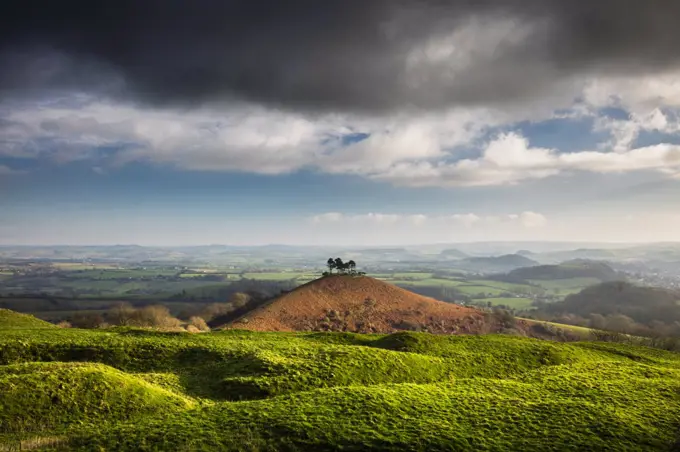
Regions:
[[70, 312, 105, 329], [230, 292, 251, 309], [131, 305, 182, 329], [188, 316, 210, 332], [200, 303, 235, 322], [56, 320, 72, 328], [107, 302, 137, 326], [493, 308, 516, 329]]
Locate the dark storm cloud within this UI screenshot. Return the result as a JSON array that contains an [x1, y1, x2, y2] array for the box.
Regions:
[[1, 0, 680, 112]]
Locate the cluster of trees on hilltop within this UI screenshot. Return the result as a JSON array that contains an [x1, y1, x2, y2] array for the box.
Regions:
[[323, 258, 365, 276]]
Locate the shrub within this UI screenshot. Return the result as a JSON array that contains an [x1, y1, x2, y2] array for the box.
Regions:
[[107, 302, 136, 326], [188, 316, 210, 332], [493, 308, 516, 329], [131, 305, 182, 329], [200, 303, 235, 322], [69, 312, 105, 329], [230, 292, 251, 309], [56, 320, 72, 328]]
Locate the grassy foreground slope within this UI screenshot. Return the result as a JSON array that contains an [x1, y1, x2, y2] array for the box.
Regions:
[[1, 322, 680, 450], [0, 308, 56, 329]]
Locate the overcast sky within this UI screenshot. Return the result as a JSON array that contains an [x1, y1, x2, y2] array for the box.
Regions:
[[2, 0, 680, 246]]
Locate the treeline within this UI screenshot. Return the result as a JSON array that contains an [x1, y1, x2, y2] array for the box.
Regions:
[[0, 279, 294, 315], [60, 303, 210, 332], [168, 278, 296, 302], [59, 288, 280, 331]]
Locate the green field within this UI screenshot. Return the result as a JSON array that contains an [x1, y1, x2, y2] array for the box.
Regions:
[[391, 278, 465, 288], [467, 280, 539, 293], [179, 272, 240, 280], [1, 310, 680, 451], [454, 285, 512, 296], [476, 297, 535, 309], [389, 272, 434, 280], [51, 263, 120, 270], [67, 268, 180, 279], [528, 277, 602, 295], [242, 272, 308, 280]]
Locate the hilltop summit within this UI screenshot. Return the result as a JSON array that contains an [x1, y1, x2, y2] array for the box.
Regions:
[[223, 275, 522, 335]]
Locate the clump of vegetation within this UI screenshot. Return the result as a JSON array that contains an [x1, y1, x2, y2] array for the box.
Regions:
[[187, 316, 210, 332], [103, 304, 183, 330], [323, 258, 365, 276], [69, 311, 106, 329]]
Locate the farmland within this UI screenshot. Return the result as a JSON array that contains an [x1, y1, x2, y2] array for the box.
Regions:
[[0, 261, 609, 324]]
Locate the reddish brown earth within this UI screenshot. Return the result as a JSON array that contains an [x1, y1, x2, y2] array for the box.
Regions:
[[223, 275, 545, 336]]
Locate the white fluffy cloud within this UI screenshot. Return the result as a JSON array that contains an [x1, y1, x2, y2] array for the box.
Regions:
[[375, 132, 680, 187], [3, 68, 680, 188]]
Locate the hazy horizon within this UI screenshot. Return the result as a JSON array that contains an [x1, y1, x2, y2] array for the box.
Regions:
[[1, 239, 677, 249]]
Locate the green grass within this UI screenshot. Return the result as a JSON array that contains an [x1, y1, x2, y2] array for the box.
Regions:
[[476, 297, 535, 309], [455, 285, 511, 296], [390, 272, 434, 280], [537, 321, 594, 336], [392, 278, 542, 297], [528, 277, 602, 295], [467, 280, 537, 292], [1, 316, 680, 450], [65, 269, 180, 279], [0, 362, 193, 435], [0, 309, 56, 329], [242, 272, 306, 280], [392, 278, 465, 288], [51, 263, 119, 270]]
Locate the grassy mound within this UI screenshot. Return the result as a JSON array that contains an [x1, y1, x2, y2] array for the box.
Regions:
[[68, 367, 680, 451], [1, 326, 680, 450], [0, 362, 193, 435], [0, 308, 56, 329]]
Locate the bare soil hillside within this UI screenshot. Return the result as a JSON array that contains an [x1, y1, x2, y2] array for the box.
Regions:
[[222, 275, 540, 335]]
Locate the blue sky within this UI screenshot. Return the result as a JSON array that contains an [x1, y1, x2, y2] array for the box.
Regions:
[[3, 9, 680, 246]]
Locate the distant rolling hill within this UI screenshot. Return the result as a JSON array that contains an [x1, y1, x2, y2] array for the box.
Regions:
[[505, 260, 621, 283], [545, 281, 680, 326], [438, 248, 469, 259], [453, 254, 539, 274]]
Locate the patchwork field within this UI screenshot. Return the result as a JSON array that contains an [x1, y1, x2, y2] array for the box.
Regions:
[[528, 277, 604, 295], [475, 297, 535, 309], [1, 310, 680, 451]]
